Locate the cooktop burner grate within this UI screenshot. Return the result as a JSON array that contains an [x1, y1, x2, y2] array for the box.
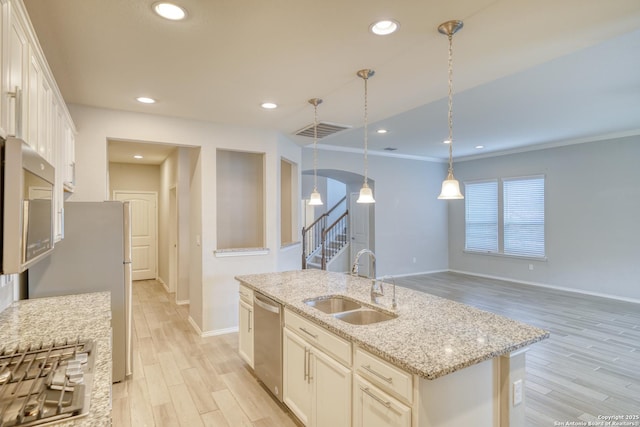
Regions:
[[0, 338, 95, 427]]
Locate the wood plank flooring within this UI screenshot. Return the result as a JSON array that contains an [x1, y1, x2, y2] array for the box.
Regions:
[[112, 280, 299, 427], [113, 274, 640, 426], [394, 272, 640, 426]]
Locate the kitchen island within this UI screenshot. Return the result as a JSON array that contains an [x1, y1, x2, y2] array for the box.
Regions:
[[0, 292, 112, 426], [236, 269, 549, 427]]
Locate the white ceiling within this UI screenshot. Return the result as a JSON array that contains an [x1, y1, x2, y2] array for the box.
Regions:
[[24, 0, 640, 163]]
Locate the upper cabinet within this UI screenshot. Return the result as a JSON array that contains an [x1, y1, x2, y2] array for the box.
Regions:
[[1, 0, 77, 241], [1, 0, 29, 140]]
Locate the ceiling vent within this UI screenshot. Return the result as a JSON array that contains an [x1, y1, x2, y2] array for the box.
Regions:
[[295, 122, 351, 139]]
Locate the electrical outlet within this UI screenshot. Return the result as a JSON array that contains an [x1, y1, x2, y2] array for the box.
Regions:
[[528, 264, 534, 271], [513, 379, 523, 406], [412, 257, 416, 263]]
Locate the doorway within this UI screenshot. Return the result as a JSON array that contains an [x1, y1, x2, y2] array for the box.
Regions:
[[349, 192, 372, 277], [169, 187, 178, 293]]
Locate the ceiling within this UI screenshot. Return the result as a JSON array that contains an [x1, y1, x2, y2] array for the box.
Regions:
[[24, 0, 640, 163]]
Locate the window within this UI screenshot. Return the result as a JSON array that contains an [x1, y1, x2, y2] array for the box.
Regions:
[[465, 180, 498, 252], [465, 175, 545, 258], [503, 177, 545, 257]]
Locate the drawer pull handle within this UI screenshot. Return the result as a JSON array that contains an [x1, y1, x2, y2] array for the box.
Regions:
[[362, 364, 393, 383], [304, 347, 308, 381], [299, 327, 318, 339], [361, 387, 391, 408]]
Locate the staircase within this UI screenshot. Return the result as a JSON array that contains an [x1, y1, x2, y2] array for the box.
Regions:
[[302, 197, 349, 270]]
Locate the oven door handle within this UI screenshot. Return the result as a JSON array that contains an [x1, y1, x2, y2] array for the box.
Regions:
[[253, 294, 281, 314]]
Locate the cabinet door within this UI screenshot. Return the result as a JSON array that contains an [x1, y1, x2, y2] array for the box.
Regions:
[[353, 375, 411, 427], [3, 2, 29, 139], [283, 328, 313, 425], [312, 347, 351, 427], [238, 299, 254, 368]]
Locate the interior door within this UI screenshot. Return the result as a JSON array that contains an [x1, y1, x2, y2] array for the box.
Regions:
[[349, 192, 371, 277], [114, 191, 157, 281]]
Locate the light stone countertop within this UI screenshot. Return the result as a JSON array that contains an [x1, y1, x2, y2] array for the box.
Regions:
[[0, 292, 112, 426], [236, 269, 549, 380]]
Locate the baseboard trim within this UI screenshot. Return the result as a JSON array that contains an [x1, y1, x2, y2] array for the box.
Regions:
[[187, 316, 239, 337], [158, 278, 170, 293], [201, 326, 239, 337], [448, 269, 640, 305], [382, 269, 449, 280], [175, 299, 189, 306]]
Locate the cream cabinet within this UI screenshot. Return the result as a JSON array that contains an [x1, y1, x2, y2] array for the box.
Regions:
[[1, 0, 77, 242], [238, 285, 254, 368], [353, 375, 411, 427], [283, 328, 313, 425], [283, 310, 351, 427], [1, 0, 29, 140]]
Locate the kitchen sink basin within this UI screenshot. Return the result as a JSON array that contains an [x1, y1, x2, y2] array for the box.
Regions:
[[333, 309, 397, 325], [305, 296, 362, 314]]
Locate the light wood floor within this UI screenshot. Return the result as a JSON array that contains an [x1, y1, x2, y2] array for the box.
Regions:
[[394, 272, 640, 426], [112, 279, 299, 427], [113, 274, 640, 426]]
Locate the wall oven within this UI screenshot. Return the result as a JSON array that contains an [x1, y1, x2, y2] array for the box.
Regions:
[[1, 137, 55, 275]]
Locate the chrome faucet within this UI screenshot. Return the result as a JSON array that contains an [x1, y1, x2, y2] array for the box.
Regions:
[[381, 275, 398, 310], [351, 249, 382, 304]]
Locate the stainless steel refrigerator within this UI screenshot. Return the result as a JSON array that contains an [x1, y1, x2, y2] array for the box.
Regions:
[[28, 201, 133, 383]]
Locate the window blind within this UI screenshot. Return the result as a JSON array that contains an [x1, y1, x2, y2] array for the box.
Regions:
[[503, 176, 545, 257], [465, 180, 498, 252]]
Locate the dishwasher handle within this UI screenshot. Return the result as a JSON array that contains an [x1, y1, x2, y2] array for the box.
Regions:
[[253, 293, 281, 314]]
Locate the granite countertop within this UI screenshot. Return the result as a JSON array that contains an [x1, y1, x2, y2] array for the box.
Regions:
[[236, 270, 549, 380], [0, 292, 112, 426]]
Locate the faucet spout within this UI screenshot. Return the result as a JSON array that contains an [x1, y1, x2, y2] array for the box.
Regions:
[[351, 249, 381, 303]]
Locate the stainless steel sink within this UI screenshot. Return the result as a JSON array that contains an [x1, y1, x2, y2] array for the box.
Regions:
[[333, 309, 397, 325], [305, 296, 362, 314]]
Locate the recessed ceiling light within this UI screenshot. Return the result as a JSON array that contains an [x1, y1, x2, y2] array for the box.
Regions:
[[153, 2, 187, 20], [443, 139, 451, 144], [377, 129, 388, 134], [136, 97, 156, 104], [475, 145, 484, 149], [261, 102, 278, 110], [370, 20, 399, 36], [133, 155, 144, 159]]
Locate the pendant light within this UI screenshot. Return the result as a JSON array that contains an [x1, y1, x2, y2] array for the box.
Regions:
[[356, 69, 375, 204], [308, 98, 324, 206], [437, 20, 464, 200]]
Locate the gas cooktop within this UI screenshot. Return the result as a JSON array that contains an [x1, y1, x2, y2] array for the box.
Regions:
[[0, 339, 95, 427]]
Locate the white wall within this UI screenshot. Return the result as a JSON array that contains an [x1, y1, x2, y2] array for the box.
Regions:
[[303, 148, 449, 277], [448, 136, 640, 301], [67, 104, 301, 334]]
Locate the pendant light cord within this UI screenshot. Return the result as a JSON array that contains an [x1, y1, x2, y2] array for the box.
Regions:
[[363, 74, 369, 185], [447, 32, 454, 176], [313, 102, 319, 191]]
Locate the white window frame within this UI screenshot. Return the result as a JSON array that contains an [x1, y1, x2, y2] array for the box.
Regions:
[[464, 174, 547, 260]]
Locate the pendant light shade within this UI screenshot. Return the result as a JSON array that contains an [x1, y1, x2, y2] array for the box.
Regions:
[[356, 69, 375, 204], [309, 189, 323, 205], [437, 20, 464, 200], [357, 182, 375, 203], [307, 98, 324, 206], [438, 171, 464, 199]]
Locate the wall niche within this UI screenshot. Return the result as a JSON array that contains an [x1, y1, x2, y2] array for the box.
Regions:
[[216, 149, 265, 250]]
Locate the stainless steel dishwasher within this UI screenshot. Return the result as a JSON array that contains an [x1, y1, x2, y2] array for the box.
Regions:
[[253, 292, 283, 402]]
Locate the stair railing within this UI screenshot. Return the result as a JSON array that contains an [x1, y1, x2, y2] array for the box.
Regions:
[[321, 209, 349, 270], [302, 196, 347, 269]]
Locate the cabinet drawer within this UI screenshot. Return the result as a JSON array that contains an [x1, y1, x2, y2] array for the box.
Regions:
[[239, 285, 253, 304], [285, 309, 351, 366], [355, 347, 413, 404]]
